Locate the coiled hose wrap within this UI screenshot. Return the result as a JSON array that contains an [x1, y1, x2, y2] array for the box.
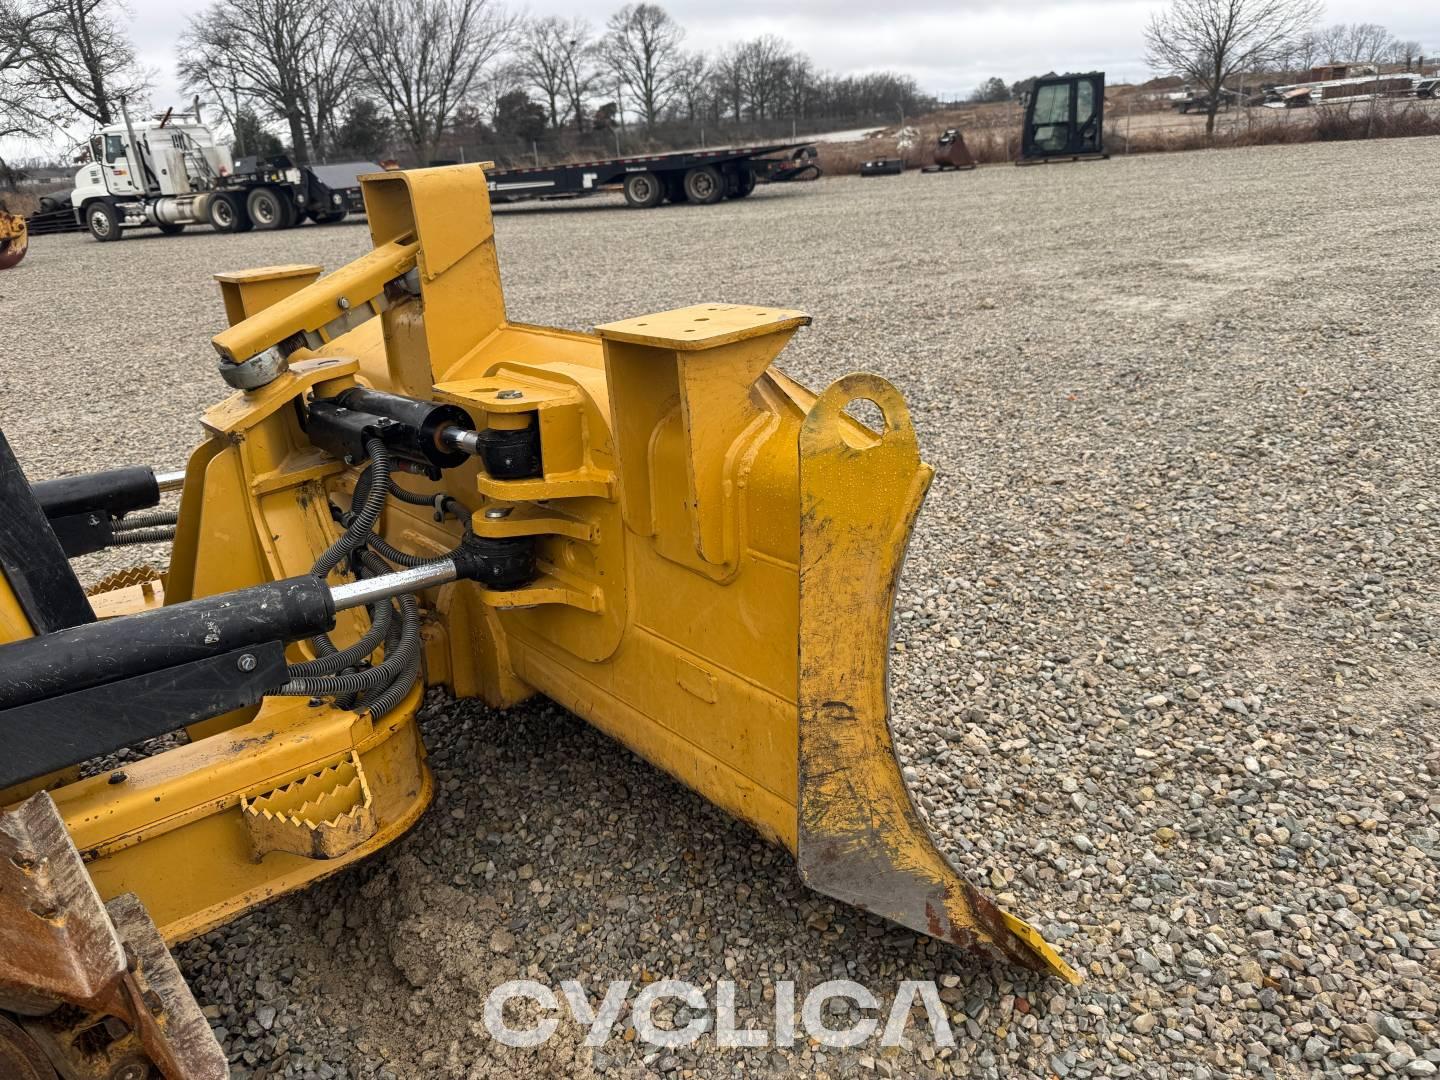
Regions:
[[274, 438, 471, 720]]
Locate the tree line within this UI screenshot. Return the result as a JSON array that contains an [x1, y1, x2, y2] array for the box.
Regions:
[[188, 1, 928, 165], [1, 0, 927, 166]]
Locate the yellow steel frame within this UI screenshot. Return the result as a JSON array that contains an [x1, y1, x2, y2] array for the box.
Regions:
[[0, 163, 1075, 981]]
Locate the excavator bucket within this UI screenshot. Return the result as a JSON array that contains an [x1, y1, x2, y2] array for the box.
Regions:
[[0, 209, 27, 270], [0, 161, 1074, 1059]]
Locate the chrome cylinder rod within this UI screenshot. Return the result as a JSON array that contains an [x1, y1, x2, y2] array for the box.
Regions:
[[437, 425, 482, 457], [153, 469, 187, 492], [329, 559, 458, 612]]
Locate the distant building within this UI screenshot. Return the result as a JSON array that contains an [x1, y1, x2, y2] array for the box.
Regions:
[[15, 166, 72, 188]]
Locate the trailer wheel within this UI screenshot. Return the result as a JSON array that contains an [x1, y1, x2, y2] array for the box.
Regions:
[[683, 166, 725, 205], [622, 172, 663, 209], [277, 196, 300, 229], [208, 193, 250, 233], [727, 165, 757, 199], [85, 201, 123, 242], [156, 221, 186, 236], [246, 187, 286, 230]]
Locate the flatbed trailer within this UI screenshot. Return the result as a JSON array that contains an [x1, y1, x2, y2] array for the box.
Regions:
[[485, 142, 820, 208]]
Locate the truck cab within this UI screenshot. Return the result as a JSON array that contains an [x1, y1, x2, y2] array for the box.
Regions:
[[70, 110, 236, 240], [67, 100, 356, 242]]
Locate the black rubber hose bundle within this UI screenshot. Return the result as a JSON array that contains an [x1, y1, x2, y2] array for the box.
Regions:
[[309, 438, 391, 581], [277, 589, 419, 697], [286, 592, 392, 676], [273, 438, 449, 718]]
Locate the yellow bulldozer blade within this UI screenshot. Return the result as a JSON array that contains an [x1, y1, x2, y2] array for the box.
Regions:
[[797, 374, 1078, 982], [0, 159, 1075, 1041]]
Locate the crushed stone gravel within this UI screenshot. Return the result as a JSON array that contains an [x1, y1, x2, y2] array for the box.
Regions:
[[2, 137, 1437, 1079]]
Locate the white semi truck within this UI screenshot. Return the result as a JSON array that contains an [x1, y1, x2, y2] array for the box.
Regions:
[[70, 99, 361, 241]]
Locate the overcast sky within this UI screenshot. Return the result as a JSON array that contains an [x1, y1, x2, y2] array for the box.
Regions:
[[9, 0, 1439, 156]]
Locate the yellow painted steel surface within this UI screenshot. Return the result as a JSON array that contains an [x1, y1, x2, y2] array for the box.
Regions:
[[0, 162, 1073, 980]]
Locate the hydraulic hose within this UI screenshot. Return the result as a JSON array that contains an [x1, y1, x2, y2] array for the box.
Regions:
[[286, 594, 392, 676], [281, 438, 470, 714], [388, 478, 472, 522], [276, 589, 419, 697], [305, 441, 393, 662], [117, 509, 179, 529], [111, 525, 177, 545], [362, 649, 421, 722], [309, 438, 391, 581]]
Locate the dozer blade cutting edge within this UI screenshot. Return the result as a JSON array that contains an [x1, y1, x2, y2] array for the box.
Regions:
[[0, 163, 1075, 1076]]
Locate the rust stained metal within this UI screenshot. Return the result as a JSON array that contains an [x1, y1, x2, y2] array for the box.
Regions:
[[796, 373, 1080, 984], [0, 793, 228, 1078]]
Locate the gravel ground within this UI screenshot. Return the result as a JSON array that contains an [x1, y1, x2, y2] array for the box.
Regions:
[[3, 137, 1438, 1080]]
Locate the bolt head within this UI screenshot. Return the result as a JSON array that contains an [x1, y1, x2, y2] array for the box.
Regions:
[[237, 653, 257, 672], [338, 296, 351, 310], [484, 506, 512, 519]]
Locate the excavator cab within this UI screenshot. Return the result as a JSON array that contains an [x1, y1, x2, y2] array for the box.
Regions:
[[1020, 72, 1108, 164]]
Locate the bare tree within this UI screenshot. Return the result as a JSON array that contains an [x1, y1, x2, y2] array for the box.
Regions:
[[1314, 22, 1399, 67], [350, 0, 514, 164], [734, 35, 795, 120], [180, 0, 350, 162], [13, 0, 145, 125], [1286, 28, 1321, 72], [1146, 0, 1322, 135], [515, 15, 594, 128], [176, 19, 249, 151], [599, 3, 684, 128], [300, 24, 358, 157], [0, 0, 58, 139], [669, 50, 707, 123], [783, 53, 813, 119], [562, 38, 600, 130], [1388, 39, 1422, 70], [1339, 23, 1395, 65], [1317, 22, 1350, 63], [710, 44, 743, 122]]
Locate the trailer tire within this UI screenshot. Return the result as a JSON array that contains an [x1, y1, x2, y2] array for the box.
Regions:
[[683, 166, 725, 205], [309, 209, 348, 224], [85, 201, 123, 242], [208, 193, 249, 233], [156, 221, 186, 236], [727, 165, 756, 199], [246, 187, 286, 230], [622, 172, 663, 208], [278, 195, 300, 229]]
